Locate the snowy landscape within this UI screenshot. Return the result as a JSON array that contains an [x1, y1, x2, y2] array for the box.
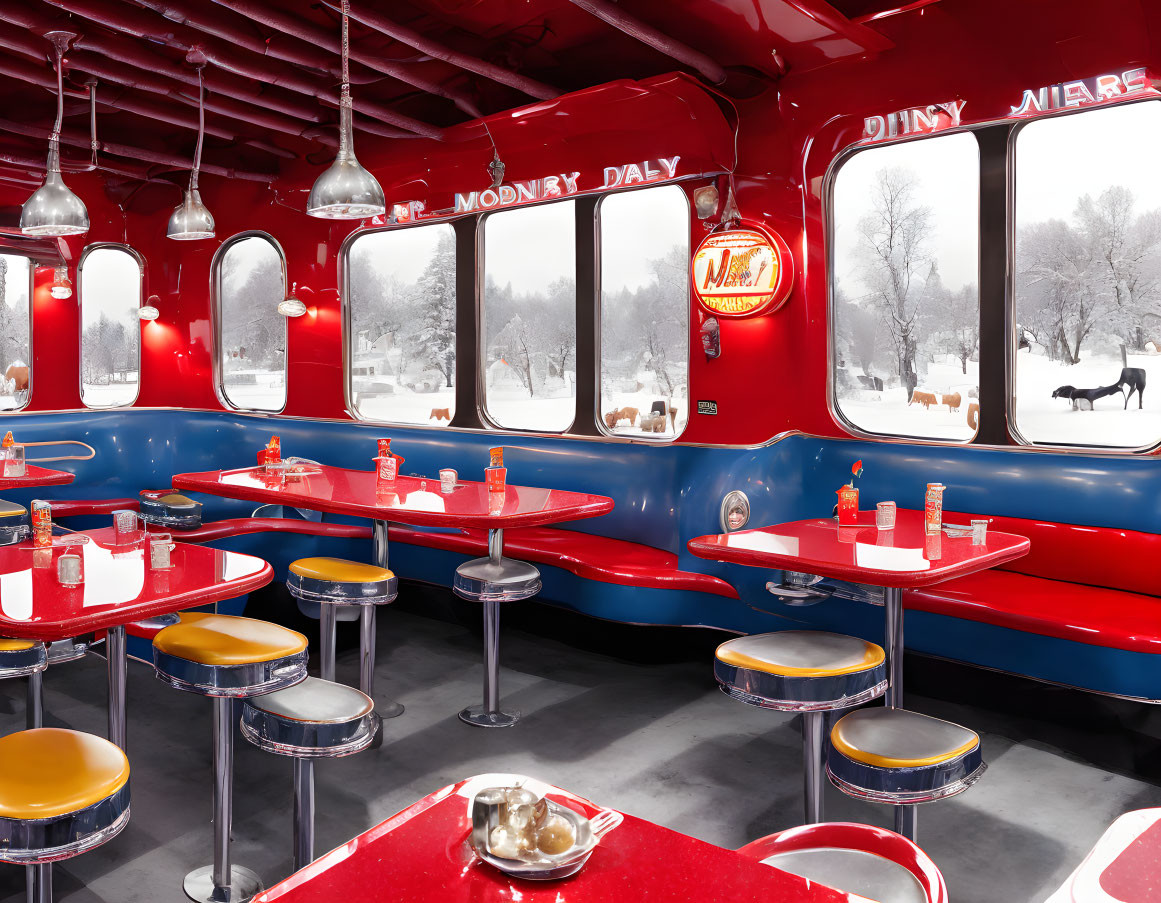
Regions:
[[0, 255, 30, 410], [80, 247, 141, 408], [218, 235, 287, 412]]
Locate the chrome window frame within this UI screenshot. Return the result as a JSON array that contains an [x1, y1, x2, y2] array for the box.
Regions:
[[78, 242, 144, 410], [824, 127, 984, 446], [339, 220, 459, 427], [594, 182, 692, 443], [211, 230, 289, 415], [477, 198, 579, 435], [1005, 97, 1161, 454], [0, 251, 35, 413]]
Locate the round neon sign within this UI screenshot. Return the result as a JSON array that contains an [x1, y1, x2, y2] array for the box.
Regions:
[[691, 225, 794, 317]]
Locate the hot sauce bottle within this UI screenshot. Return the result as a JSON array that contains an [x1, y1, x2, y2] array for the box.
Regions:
[[924, 483, 946, 534], [377, 438, 397, 481], [486, 447, 506, 492], [267, 435, 281, 465], [31, 500, 52, 547]]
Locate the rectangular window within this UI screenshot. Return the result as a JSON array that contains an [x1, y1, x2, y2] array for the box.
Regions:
[[598, 185, 690, 438], [80, 246, 141, 408], [481, 201, 576, 432], [217, 233, 287, 412], [831, 132, 980, 440], [1013, 102, 1161, 448], [0, 254, 30, 411], [347, 224, 456, 424]]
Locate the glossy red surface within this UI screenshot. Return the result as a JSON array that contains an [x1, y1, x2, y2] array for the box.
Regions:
[[1047, 809, 1161, 903], [0, 527, 272, 640], [737, 821, 947, 903], [687, 508, 1029, 589], [48, 498, 139, 517], [173, 466, 614, 529], [254, 777, 850, 903], [182, 518, 371, 543], [389, 524, 738, 598], [0, 465, 75, 490], [905, 570, 1161, 654]]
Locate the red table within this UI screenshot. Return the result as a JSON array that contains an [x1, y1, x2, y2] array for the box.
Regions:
[[689, 508, 1029, 837], [1046, 808, 1161, 902], [0, 464, 74, 490], [173, 465, 614, 724], [0, 526, 273, 748], [253, 776, 851, 903]]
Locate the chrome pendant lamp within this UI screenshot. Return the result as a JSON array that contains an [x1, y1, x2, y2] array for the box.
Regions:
[[167, 52, 214, 240], [307, 0, 385, 219], [21, 31, 89, 237]]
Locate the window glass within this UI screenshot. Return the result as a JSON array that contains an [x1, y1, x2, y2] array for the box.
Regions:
[[482, 202, 576, 431], [831, 132, 980, 440], [80, 247, 141, 408], [217, 234, 286, 411], [1013, 103, 1161, 447], [347, 224, 456, 424], [599, 186, 690, 437], [0, 254, 30, 410]]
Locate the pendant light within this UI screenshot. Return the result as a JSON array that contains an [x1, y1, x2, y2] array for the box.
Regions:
[[307, 0, 385, 219], [21, 32, 89, 237], [167, 52, 214, 240], [138, 294, 160, 321], [277, 283, 307, 318]]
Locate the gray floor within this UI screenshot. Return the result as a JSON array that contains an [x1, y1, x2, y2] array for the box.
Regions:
[[1, 587, 1158, 903]]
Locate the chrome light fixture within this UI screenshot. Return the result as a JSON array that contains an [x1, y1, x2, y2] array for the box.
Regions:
[[138, 294, 160, 321], [21, 32, 89, 237], [307, 0, 385, 219], [277, 283, 307, 318], [167, 52, 214, 240]]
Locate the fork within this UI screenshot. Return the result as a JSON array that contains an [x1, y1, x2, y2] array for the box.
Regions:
[[588, 808, 623, 841]]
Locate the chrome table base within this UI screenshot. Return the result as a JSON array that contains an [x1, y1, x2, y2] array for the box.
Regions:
[[883, 587, 918, 841], [183, 865, 263, 903], [802, 709, 826, 824]]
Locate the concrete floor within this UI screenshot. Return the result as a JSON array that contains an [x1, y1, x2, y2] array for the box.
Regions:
[[0, 583, 1158, 903]]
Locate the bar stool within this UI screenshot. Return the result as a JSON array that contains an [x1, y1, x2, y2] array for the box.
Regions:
[[154, 613, 309, 903], [453, 533, 541, 728], [138, 489, 203, 529], [827, 706, 986, 843], [286, 557, 399, 718], [0, 728, 130, 903], [714, 631, 888, 824], [737, 821, 947, 903], [240, 677, 376, 872]]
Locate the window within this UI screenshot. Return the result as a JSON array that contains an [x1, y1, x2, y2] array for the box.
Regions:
[[79, 246, 141, 408], [1013, 102, 1161, 448], [0, 254, 31, 411], [481, 202, 576, 431], [831, 132, 980, 440], [599, 185, 690, 437], [217, 233, 287, 412], [347, 224, 456, 424]]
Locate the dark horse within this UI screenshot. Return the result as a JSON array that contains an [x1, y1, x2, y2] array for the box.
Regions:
[[1116, 367, 1146, 409], [1051, 367, 1147, 411]]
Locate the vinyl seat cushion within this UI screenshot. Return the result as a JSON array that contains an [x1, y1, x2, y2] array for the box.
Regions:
[[153, 614, 307, 665], [0, 729, 129, 819], [289, 558, 393, 584], [0, 638, 37, 652]]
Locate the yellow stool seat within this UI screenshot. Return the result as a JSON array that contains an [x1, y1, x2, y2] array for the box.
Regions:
[[0, 638, 37, 652], [717, 632, 885, 677], [0, 728, 129, 819], [154, 614, 307, 666], [289, 558, 394, 583], [830, 707, 979, 768]]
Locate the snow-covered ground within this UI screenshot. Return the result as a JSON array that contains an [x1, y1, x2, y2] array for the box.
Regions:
[[356, 389, 456, 425], [223, 370, 285, 411], [81, 381, 140, 408], [1014, 350, 1160, 447], [838, 358, 979, 441], [486, 384, 575, 432], [601, 390, 689, 438]]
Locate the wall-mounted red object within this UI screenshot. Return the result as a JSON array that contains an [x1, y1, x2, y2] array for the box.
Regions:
[[691, 223, 794, 317]]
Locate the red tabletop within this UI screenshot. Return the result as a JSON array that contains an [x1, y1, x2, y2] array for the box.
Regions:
[[0, 464, 75, 490], [173, 465, 614, 529], [254, 776, 851, 903], [0, 527, 272, 639], [688, 508, 1029, 588]]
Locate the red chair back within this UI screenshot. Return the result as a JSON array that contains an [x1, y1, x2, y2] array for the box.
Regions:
[[737, 822, 948, 903]]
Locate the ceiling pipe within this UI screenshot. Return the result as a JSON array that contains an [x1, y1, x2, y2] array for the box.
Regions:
[[782, 0, 894, 51], [0, 117, 275, 181], [321, 0, 560, 101], [567, 0, 727, 84], [36, 0, 446, 138], [206, 0, 484, 119]]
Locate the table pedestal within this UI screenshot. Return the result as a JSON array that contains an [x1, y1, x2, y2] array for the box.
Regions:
[[884, 586, 916, 841], [107, 625, 127, 749], [366, 520, 403, 721]]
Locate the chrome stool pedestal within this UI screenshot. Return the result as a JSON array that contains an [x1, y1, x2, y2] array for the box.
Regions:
[[454, 529, 541, 728], [153, 614, 309, 903], [241, 677, 376, 872]]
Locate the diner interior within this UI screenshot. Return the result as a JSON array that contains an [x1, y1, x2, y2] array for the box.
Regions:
[[0, 1, 1158, 902]]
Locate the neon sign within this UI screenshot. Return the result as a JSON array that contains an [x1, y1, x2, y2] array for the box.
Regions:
[[861, 100, 967, 144], [452, 157, 680, 214], [1011, 67, 1153, 116], [691, 226, 794, 317]]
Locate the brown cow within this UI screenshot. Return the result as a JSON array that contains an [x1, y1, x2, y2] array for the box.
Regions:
[[429, 407, 450, 422], [967, 402, 980, 431], [908, 389, 936, 409], [4, 365, 28, 392], [941, 392, 961, 412]]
